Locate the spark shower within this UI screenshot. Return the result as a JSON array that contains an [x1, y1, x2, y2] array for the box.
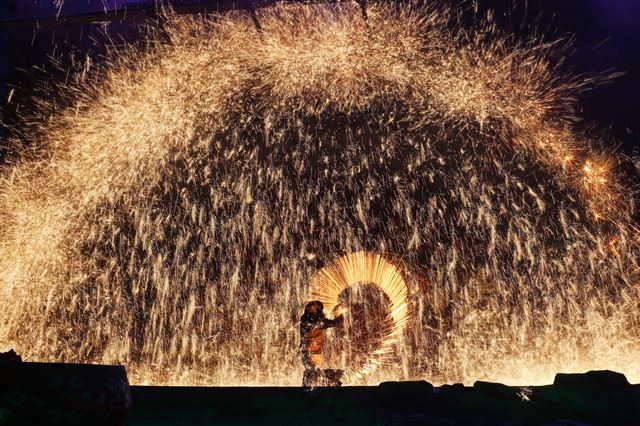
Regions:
[[0, 2, 638, 386]]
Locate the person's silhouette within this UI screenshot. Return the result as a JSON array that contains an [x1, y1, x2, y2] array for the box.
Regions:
[[299, 301, 346, 386]]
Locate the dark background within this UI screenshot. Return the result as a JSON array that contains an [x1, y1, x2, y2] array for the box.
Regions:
[[0, 0, 639, 162]]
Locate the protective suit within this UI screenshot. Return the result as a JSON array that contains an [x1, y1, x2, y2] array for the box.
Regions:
[[299, 301, 345, 386]]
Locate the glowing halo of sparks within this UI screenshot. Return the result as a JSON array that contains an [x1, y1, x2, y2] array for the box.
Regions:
[[309, 251, 409, 382]]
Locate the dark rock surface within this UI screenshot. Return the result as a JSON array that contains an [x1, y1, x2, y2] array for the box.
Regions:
[[0, 353, 130, 426], [1, 358, 639, 425], [128, 371, 640, 426]]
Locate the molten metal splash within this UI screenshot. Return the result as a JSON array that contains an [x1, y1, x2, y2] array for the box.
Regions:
[[309, 251, 409, 381], [0, 3, 639, 386]]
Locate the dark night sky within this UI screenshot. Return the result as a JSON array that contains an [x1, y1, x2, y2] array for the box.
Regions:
[[478, 0, 640, 154], [0, 0, 639, 157]]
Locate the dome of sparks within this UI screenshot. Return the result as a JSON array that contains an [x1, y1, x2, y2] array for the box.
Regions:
[[0, 2, 638, 386]]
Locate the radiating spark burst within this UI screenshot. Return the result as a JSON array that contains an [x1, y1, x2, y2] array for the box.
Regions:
[[309, 251, 409, 382], [0, 2, 638, 386]]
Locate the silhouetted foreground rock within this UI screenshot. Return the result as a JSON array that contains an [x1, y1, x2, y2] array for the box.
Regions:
[[0, 352, 131, 426], [128, 371, 640, 425], [0, 350, 21, 369], [1, 358, 639, 425], [130, 371, 640, 426], [550, 370, 635, 425]]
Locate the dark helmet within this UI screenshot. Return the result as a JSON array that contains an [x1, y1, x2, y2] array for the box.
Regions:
[[304, 301, 324, 317]]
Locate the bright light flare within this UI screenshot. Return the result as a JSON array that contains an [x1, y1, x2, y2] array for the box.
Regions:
[[309, 251, 409, 382]]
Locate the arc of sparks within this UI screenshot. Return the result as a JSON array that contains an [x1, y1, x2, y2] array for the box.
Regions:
[[309, 251, 410, 382]]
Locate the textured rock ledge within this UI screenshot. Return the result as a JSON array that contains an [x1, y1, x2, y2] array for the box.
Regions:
[[128, 372, 639, 426], [1, 356, 638, 425]]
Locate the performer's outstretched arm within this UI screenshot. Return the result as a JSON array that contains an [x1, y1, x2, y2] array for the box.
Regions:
[[320, 309, 346, 328]]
